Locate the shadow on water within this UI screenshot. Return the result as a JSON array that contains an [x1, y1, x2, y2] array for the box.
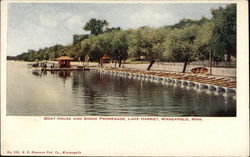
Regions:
[[32, 70, 71, 80]]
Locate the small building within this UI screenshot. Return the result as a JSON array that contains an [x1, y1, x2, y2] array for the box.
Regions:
[[100, 54, 110, 66], [56, 56, 73, 68]]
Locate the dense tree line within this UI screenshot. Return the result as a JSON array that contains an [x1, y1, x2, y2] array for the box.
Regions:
[[16, 4, 236, 72]]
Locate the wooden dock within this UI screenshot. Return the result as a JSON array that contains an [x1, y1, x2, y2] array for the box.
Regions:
[[32, 67, 91, 71]]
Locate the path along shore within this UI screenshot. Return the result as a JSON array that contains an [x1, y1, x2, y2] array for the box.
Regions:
[[71, 62, 236, 78]]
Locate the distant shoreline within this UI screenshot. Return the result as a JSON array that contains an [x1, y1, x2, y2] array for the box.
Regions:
[[7, 60, 236, 79]]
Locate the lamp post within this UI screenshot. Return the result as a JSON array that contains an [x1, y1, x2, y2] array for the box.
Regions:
[[224, 54, 228, 67]]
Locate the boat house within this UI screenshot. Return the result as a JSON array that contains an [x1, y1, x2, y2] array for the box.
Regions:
[[100, 54, 110, 66], [56, 56, 73, 68]]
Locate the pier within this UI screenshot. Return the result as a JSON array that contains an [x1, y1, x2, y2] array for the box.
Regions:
[[32, 66, 91, 71]]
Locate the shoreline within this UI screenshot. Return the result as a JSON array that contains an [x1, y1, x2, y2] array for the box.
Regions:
[[92, 66, 236, 94], [7, 61, 237, 93]]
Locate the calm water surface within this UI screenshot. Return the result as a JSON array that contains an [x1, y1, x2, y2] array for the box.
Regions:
[[7, 61, 236, 116]]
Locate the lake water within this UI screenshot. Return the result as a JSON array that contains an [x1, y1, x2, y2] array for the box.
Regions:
[[7, 61, 236, 116]]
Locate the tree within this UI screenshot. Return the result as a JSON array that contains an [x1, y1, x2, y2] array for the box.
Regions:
[[61, 44, 82, 60], [211, 4, 236, 60], [127, 29, 144, 60], [81, 30, 129, 67], [128, 27, 167, 70], [164, 24, 200, 73], [80, 37, 93, 61], [105, 27, 121, 32], [196, 20, 215, 60], [81, 35, 109, 64], [83, 18, 109, 35], [49, 44, 64, 60], [16, 4, 235, 67], [110, 30, 129, 67], [73, 34, 89, 45], [170, 17, 209, 29]]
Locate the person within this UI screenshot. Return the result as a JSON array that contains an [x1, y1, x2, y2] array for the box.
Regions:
[[100, 59, 103, 66]]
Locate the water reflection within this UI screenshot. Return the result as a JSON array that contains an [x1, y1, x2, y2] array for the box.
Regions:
[[69, 70, 236, 117], [58, 71, 71, 78], [32, 70, 47, 77], [7, 62, 236, 116]]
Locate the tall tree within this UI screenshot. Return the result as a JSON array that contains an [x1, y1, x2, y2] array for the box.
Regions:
[[80, 37, 93, 61], [128, 27, 167, 70], [73, 34, 89, 45], [164, 24, 200, 73], [81, 35, 108, 63], [110, 30, 129, 67], [211, 4, 236, 60], [83, 18, 109, 35], [196, 20, 215, 60]]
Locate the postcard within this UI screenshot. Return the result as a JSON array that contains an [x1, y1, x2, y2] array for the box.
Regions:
[[1, 0, 249, 156]]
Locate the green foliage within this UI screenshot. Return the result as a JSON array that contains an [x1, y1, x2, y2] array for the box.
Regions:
[[105, 27, 121, 33], [60, 44, 82, 60], [80, 30, 129, 66], [73, 34, 89, 45], [127, 29, 144, 59], [128, 27, 168, 60], [196, 20, 215, 60], [211, 4, 236, 59], [164, 24, 200, 62], [16, 4, 236, 69], [80, 36, 92, 56], [110, 30, 129, 66], [170, 17, 209, 29], [90, 34, 111, 61], [16, 44, 65, 61], [164, 24, 204, 72], [83, 18, 109, 35], [128, 27, 169, 70]]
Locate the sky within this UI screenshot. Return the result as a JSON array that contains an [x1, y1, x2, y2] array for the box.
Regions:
[[7, 2, 228, 56]]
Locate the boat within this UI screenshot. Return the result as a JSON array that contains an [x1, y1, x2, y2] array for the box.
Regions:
[[191, 67, 209, 74]]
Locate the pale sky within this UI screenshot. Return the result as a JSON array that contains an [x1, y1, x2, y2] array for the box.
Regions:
[[7, 3, 227, 56]]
